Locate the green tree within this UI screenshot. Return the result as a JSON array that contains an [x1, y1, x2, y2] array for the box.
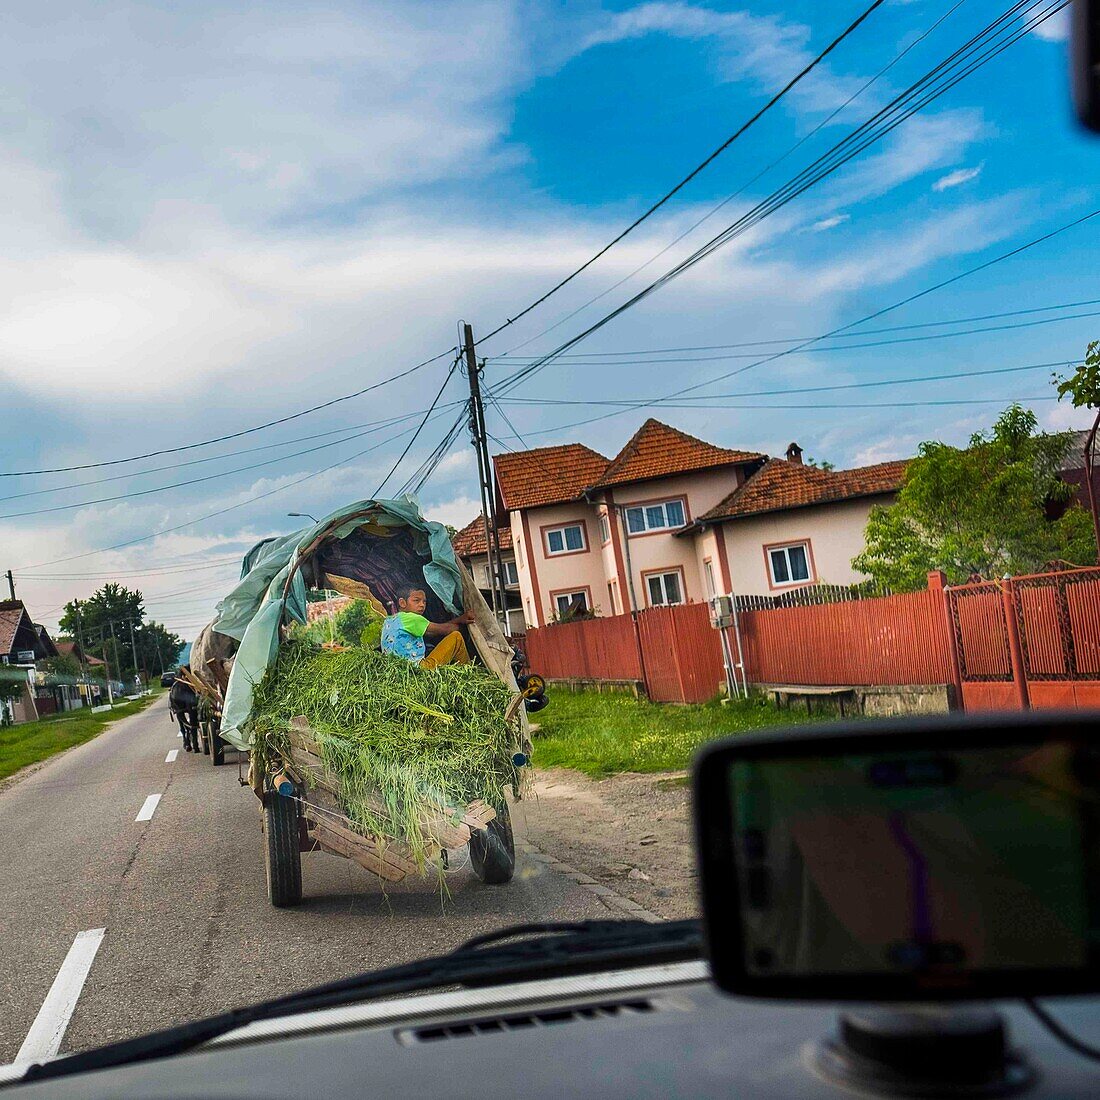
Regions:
[[59, 584, 145, 679], [853, 405, 1096, 591], [137, 620, 185, 676]]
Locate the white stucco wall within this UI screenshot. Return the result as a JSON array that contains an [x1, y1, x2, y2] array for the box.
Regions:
[[611, 467, 744, 606], [718, 495, 892, 596]]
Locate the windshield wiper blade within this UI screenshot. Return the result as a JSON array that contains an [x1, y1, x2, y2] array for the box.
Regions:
[[17, 919, 702, 1084]]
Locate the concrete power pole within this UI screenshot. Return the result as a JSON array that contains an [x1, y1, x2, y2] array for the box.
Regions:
[[128, 618, 141, 690], [461, 322, 508, 627], [4, 570, 14, 600]]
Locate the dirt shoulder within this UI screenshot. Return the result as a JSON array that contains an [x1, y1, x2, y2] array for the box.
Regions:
[[515, 767, 697, 922]]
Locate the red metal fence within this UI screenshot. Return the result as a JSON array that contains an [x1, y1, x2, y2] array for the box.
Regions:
[[738, 589, 951, 687], [522, 567, 1100, 711]]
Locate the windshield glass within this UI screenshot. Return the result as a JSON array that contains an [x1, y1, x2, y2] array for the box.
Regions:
[[1, 0, 1097, 1068]]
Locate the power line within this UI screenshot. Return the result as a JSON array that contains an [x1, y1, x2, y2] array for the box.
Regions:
[[12, 404, 459, 572], [491, 0, 1064, 393], [475, 0, 889, 345], [486, 309, 1100, 367], [0, 407, 453, 506], [496, 358, 1077, 406], [0, 347, 457, 478], [371, 356, 462, 499], [0, 410, 462, 519], [489, 298, 1100, 360], [490, 0, 972, 360]]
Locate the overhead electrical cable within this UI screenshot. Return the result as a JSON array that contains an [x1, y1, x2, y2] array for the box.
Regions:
[[491, 0, 1066, 395], [0, 346, 457, 478], [475, 0, 890, 346], [490, 0, 971, 359], [12, 402, 460, 572], [0, 406, 459, 506]]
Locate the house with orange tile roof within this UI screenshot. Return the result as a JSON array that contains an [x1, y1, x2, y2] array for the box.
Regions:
[[686, 445, 908, 596], [482, 424, 908, 624], [450, 517, 524, 635]]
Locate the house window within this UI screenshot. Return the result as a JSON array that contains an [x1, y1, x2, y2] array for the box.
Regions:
[[554, 590, 589, 617], [768, 542, 811, 586], [599, 513, 611, 544], [503, 560, 519, 586], [515, 539, 524, 568], [646, 570, 684, 607], [624, 498, 686, 534], [544, 523, 586, 555]]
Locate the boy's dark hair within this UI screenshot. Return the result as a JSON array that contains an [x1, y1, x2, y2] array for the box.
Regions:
[[395, 579, 426, 601]]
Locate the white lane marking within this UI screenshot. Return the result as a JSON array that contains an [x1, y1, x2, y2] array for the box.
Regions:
[[135, 793, 161, 822], [177, 731, 183, 738], [15, 928, 106, 1065], [165, 749, 178, 763]]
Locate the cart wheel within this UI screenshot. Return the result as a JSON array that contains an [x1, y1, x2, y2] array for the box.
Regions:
[[470, 802, 515, 885], [200, 720, 211, 756], [264, 793, 303, 907], [210, 723, 225, 767]]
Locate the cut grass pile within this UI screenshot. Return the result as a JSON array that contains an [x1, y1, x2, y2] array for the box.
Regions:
[[532, 689, 821, 778], [0, 691, 163, 783], [249, 642, 520, 862]]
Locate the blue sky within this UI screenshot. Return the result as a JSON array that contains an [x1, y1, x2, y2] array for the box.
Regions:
[[0, 0, 1095, 637]]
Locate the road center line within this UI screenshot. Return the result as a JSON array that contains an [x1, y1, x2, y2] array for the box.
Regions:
[[135, 793, 162, 822], [177, 731, 183, 738], [15, 928, 106, 1065], [165, 749, 178, 763]]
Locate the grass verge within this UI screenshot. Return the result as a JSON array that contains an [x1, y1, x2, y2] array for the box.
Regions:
[[532, 689, 821, 778], [0, 690, 164, 783]]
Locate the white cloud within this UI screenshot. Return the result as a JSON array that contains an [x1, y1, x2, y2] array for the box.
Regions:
[[1032, 8, 1070, 42], [575, 2, 863, 114], [807, 213, 850, 233], [933, 164, 984, 192]]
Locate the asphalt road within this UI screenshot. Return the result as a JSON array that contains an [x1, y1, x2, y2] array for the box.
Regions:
[[0, 697, 609, 1064]]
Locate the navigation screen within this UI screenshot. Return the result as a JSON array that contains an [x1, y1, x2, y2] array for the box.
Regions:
[[729, 742, 1100, 978]]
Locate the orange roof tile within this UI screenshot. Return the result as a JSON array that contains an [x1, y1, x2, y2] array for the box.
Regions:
[[698, 458, 907, 523], [451, 516, 513, 557], [591, 418, 764, 490], [493, 444, 609, 511]]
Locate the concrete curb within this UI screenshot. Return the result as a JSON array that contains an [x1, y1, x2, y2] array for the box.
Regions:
[[520, 843, 664, 923]]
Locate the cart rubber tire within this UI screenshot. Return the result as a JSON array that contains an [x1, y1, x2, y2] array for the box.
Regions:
[[210, 724, 225, 767], [264, 793, 303, 907], [470, 802, 515, 885], [200, 721, 211, 755]]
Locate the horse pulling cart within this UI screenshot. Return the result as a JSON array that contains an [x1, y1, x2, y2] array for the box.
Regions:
[[208, 501, 532, 907]]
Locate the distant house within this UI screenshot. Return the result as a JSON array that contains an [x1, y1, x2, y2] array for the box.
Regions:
[[1058, 428, 1100, 515], [451, 518, 525, 635], [0, 600, 60, 723], [489, 421, 908, 622]]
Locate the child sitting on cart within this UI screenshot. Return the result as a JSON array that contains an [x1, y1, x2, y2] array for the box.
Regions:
[[381, 583, 474, 669]]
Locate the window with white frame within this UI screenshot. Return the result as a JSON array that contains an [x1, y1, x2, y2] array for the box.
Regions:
[[553, 590, 589, 617], [767, 542, 811, 586], [544, 523, 586, 555], [598, 512, 611, 543], [502, 559, 519, 586], [703, 558, 717, 597], [646, 570, 684, 606], [624, 498, 686, 534]]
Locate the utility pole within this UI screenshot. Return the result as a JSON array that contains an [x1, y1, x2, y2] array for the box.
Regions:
[[128, 618, 141, 690], [4, 570, 14, 601], [104, 620, 116, 704], [461, 322, 508, 626], [73, 601, 91, 708]]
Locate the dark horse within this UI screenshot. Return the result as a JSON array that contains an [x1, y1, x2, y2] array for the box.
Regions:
[[168, 669, 200, 753]]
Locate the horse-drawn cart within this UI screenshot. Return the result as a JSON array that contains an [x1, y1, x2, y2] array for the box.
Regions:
[[210, 500, 531, 907]]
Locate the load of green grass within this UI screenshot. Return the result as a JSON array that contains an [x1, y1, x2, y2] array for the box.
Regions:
[[249, 641, 520, 864]]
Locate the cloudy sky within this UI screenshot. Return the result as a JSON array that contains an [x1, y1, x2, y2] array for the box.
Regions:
[[0, 0, 1095, 638]]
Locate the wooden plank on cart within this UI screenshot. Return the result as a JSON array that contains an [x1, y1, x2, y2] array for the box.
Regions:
[[308, 819, 406, 882], [462, 800, 497, 832], [301, 814, 429, 880]]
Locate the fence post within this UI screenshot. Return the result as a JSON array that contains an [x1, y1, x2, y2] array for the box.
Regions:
[[631, 611, 650, 698], [1001, 576, 1031, 710], [928, 571, 964, 712]]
